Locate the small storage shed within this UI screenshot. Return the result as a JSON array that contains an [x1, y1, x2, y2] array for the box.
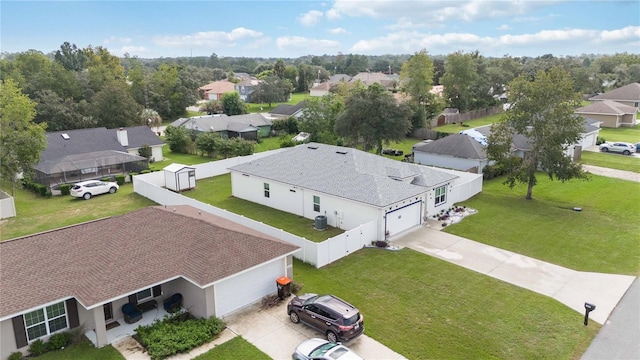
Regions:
[[164, 164, 196, 192]]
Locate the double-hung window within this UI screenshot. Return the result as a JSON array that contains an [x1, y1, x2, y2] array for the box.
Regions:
[[313, 196, 320, 212], [24, 302, 67, 341], [264, 183, 270, 198], [435, 185, 447, 206]]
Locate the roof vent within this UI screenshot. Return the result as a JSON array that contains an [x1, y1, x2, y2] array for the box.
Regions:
[[61, 133, 70, 140], [307, 145, 319, 150], [336, 150, 348, 155]]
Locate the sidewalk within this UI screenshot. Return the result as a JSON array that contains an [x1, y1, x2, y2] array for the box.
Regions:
[[393, 227, 636, 325]]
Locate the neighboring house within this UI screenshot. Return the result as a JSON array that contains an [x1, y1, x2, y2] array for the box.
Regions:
[[328, 74, 351, 83], [228, 143, 482, 240], [173, 113, 272, 139], [268, 101, 306, 119], [350, 72, 397, 90], [0, 206, 299, 358], [413, 133, 490, 173], [574, 100, 638, 128], [310, 82, 331, 97], [198, 80, 236, 100], [34, 126, 164, 189], [234, 78, 262, 102], [588, 82, 640, 109]]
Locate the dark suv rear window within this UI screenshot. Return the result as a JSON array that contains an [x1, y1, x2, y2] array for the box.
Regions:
[[342, 313, 360, 326]]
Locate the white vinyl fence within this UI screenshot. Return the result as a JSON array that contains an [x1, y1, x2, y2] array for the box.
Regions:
[[133, 151, 377, 268]]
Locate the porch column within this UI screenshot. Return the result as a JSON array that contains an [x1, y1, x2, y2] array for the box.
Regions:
[[92, 307, 108, 347], [204, 286, 215, 318]]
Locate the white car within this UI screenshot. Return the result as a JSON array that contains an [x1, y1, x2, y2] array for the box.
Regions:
[[598, 142, 636, 155], [70, 180, 119, 200], [292, 338, 364, 360]]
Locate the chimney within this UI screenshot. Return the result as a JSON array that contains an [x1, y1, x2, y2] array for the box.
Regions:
[[117, 128, 129, 147]]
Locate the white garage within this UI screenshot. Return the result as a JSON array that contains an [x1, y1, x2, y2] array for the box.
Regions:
[[384, 201, 423, 237], [214, 260, 284, 317]]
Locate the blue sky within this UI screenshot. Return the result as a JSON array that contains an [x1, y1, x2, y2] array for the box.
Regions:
[[2, 1, 639, 59]]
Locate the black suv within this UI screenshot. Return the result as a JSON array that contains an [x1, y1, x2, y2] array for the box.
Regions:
[[287, 293, 364, 343]]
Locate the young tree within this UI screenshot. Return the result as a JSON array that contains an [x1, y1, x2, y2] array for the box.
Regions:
[[195, 132, 220, 158], [250, 76, 292, 106], [486, 67, 587, 200], [335, 83, 412, 153], [163, 125, 191, 153], [221, 92, 248, 115], [298, 94, 344, 145], [0, 79, 47, 193]]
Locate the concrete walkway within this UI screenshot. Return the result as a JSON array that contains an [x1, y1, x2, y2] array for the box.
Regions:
[[582, 164, 640, 182], [393, 227, 636, 325]]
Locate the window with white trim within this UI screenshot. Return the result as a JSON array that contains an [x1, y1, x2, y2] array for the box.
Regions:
[[136, 288, 153, 303], [313, 196, 320, 212], [435, 185, 447, 206], [24, 302, 67, 341], [264, 183, 270, 198]]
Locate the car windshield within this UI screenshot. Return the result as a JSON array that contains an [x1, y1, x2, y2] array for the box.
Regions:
[[343, 313, 360, 326], [309, 342, 339, 357], [302, 295, 319, 305], [328, 347, 349, 359]]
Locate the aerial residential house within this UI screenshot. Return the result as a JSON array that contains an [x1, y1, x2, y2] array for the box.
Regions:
[[588, 82, 640, 109], [234, 78, 262, 102], [34, 126, 163, 190], [171, 113, 272, 139], [228, 143, 482, 240], [350, 71, 398, 91], [0, 206, 299, 359], [198, 80, 236, 100], [575, 100, 638, 128], [309, 82, 332, 97], [413, 133, 490, 174], [268, 101, 306, 119]]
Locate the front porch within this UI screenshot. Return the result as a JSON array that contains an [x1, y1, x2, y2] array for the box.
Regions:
[[85, 306, 173, 346]]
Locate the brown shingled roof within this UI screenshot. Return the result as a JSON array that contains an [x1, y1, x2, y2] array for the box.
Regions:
[[0, 206, 298, 319], [575, 99, 637, 115], [589, 83, 640, 102]]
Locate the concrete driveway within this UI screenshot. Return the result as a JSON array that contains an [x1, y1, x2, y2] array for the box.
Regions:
[[223, 299, 407, 360], [393, 227, 636, 325]]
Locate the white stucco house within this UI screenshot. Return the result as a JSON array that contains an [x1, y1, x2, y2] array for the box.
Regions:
[[228, 143, 483, 240]]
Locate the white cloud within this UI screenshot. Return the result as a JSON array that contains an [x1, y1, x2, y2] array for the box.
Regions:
[[497, 24, 511, 30], [154, 27, 264, 48], [109, 46, 149, 57], [599, 26, 640, 42], [298, 10, 324, 26], [276, 36, 340, 54], [103, 36, 132, 45], [328, 27, 349, 35], [325, 8, 341, 20]]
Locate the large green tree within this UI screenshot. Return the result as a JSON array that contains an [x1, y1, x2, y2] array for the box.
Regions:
[[399, 49, 435, 129], [91, 82, 141, 128], [440, 51, 479, 112], [0, 79, 47, 193], [298, 94, 344, 144], [486, 67, 587, 200], [250, 76, 292, 106], [336, 83, 412, 153], [221, 92, 248, 115]]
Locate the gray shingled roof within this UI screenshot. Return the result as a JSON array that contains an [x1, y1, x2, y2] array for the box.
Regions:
[[0, 206, 299, 319], [575, 100, 637, 115], [413, 134, 487, 159], [589, 83, 640, 102], [123, 126, 165, 148], [228, 143, 457, 207], [269, 101, 306, 116], [178, 114, 271, 132], [35, 150, 146, 174]]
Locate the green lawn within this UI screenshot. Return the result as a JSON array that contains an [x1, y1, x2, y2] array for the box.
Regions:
[[246, 92, 311, 113], [34, 340, 124, 360], [579, 151, 640, 173], [0, 183, 156, 241], [597, 123, 640, 144], [446, 174, 640, 275], [435, 113, 505, 133], [294, 249, 599, 360], [192, 337, 270, 360], [181, 174, 344, 242]]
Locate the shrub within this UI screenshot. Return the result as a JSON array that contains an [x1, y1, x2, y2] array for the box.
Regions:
[[135, 312, 226, 360], [130, 172, 138, 177], [28, 339, 47, 356], [60, 184, 71, 195], [101, 177, 112, 182], [8, 352, 23, 360], [376, 240, 388, 248], [115, 174, 126, 185], [36, 184, 47, 197], [140, 170, 151, 174], [47, 332, 70, 351]]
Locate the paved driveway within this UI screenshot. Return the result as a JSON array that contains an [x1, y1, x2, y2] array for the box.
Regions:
[[393, 227, 636, 325], [223, 299, 407, 360]]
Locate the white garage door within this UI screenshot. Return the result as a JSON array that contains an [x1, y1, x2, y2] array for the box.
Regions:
[[385, 201, 422, 236], [215, 260, 283, 317]]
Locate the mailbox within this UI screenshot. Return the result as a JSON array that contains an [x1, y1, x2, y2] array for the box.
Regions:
[[583, 302, 596, 325]]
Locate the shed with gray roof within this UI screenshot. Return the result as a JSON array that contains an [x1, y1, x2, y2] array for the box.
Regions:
[[228, 143, 482, 239]]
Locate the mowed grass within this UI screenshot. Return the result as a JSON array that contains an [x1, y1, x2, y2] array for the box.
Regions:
[[446, 174, 640, 275], [294, 249, 599, 360], [181, 174, 344, 242], [579, 151, 640, 173], [597, 123, 640, 144], [0, 183, 156, 241], [435, 113, 505, 133], [246, 92, 311, 113], [192, 337, 270, 360], [32, 340, 124, 360]]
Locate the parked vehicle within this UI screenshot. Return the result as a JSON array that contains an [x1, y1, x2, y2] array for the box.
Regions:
[[70, 180, 119, 199], [598, 142, 636, 155], [635, 142, 640, 152], [287, 293, 364, 343], [292, 338, 364, 360]]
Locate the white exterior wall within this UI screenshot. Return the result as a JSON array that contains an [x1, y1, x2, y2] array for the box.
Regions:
[[414, 152, 487, 173], [1, 319, 20, 359], [126, 145, 163, 162], [0, 191, 16, 219]]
